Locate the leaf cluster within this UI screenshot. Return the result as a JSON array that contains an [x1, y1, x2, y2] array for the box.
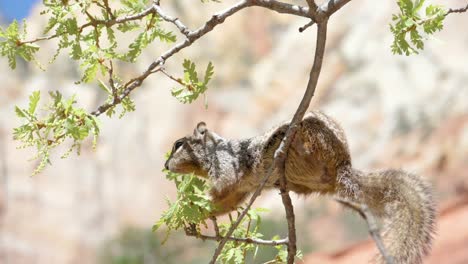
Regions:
[[13, 91, 99, 175], [2, 1, 178, 83], [171, 59, 214, 106], [40, 0, 176, 83], [155, 167, 298, 263], [3, 0, 216, 172], [0, 20, 39, 69], [390, 0, 446, 55], [153, 170, 216, 240], [217, 208, 265, 264]]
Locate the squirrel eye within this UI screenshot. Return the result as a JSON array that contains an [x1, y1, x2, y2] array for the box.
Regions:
[[174, 140, 184, 150]]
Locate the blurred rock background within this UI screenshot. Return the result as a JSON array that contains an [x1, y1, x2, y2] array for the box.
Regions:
[[0, 0, 467, 263]]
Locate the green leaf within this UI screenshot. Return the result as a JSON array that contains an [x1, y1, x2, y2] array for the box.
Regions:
[[98, 80, 112, 94], [15, 106, 27, 118], [122, 0, 149, 12], [28, 91, 40, 115], [82, 62, 99, 83], [43, 17, 58, 34], [183, 59, 198, 84], [125, 26, 176, 62], [119, 97, 136, 118], [171, 60, 215, 104], [203, 61, 214, 85], [71, 40, 82, 60], [413, 0, 425, 14]]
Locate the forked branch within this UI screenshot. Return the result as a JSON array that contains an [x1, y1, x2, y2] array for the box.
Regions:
[[210, 0, 355, 262]]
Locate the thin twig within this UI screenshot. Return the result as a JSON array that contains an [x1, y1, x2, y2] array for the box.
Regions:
[[85, 5, 156, 27], [107, 61, 118, 100], [102, 0, 116, 19], [19, 5, 156, 45], [306, 0, 319, 15], [251, 0, 310, 18], [299, 20, 315, 32], [160, 68, 185, 86], [447, 4, 468, 15], [300, 0, 319, 32], [320, 0, 353, 16], [92, 0, 254, 116], [335, 198, 395, 264], [19, 34, 59, 45], [152, 1, 191, 37], [211, 216, 220, 237], [188, 231, 289, 246]]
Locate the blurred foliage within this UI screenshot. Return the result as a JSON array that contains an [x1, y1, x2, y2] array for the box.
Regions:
[[98, 227, 181, 264], [390, 0, 446, 55], [99, 223, 303, 264], [340, 208, 370, 241]]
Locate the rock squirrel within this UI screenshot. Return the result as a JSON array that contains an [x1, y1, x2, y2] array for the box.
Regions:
[[165, 110, 435, 264]]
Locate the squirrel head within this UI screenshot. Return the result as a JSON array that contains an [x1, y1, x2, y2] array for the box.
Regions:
[[164, 122, 222, 178]]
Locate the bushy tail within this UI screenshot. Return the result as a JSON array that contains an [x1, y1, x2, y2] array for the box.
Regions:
[[338, 167, 435, 264]]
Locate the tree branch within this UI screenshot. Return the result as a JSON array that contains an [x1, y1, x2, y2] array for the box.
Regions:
[[251, 0, 309, 18], [299, 20, 315, 32], [187, 231, 289, 246], [209, 16, 329, 264], [320, 0, 353, 16], [91, 0, 253, 116], [335, 198, 395, 264], [447, 4, 468, 15], [210, 216, 220, 237], [86, 0, 316, 116], [153, 1, 191, 37], [107, 60, 118, 100], [84, 5, 157, 27], [207, 0, 357, 262], [306, 0, 319, 13], [276, 20, 328, 264]]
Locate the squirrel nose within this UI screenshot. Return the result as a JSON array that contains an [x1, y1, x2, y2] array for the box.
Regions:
[[164, 160, 169, 170]]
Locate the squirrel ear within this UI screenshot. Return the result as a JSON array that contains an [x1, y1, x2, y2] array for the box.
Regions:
[[195, 122, 207, 136]]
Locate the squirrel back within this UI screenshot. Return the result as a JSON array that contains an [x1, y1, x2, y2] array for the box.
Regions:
[[165, 110, 435, 263]]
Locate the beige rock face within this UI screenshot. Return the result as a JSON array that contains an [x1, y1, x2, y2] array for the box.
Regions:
[[1, 0, 467, 263]]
